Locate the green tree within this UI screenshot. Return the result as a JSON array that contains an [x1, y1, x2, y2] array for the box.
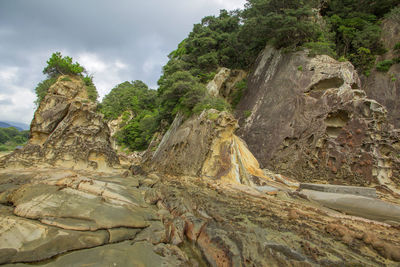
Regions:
[[100, 80, 156, 120], [43, 52, 85, 78]]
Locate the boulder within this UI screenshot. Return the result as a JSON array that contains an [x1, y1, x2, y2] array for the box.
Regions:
[[237, 45, 400, 192], [0, 75, 119, 171]]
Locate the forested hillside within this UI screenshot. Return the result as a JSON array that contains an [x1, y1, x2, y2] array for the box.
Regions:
[[101, 0, 400, 151], [0, 127, 29, 151]]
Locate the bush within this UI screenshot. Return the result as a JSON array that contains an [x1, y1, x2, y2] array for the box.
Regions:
[[386, 6, 400, 23], [231, 79, 248, 109], [244, 110, 252, 118], [193, 96, 231, 114], [376, 60, 394, 72], [60, 77, 72, 82], [303, 42, 337, 58], [348, 47, 376, 75], [83, 75, 99, 103], [34, 78, 57, 106]]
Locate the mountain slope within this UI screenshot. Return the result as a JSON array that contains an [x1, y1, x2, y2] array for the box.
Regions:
[[0, 121, 29, 131]]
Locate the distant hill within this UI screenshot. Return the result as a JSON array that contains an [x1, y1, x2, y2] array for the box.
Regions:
[[0, 121, 29, 131]]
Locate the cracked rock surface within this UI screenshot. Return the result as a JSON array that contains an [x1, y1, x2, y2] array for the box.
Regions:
[[1, 169, 400, 266], [0, 169, 187, 266]]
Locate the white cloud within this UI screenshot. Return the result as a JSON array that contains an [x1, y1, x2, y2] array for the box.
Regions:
[[77, 52, 131, 99], [213, 0, 246, 10], [0, 66, 19, 83], [77, 53, 107, 73], [0, 85, 35, 124]]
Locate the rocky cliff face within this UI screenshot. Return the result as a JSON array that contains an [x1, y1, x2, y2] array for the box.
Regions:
[[236, 46, 400, 193], [362, 17, 400, 127], [0, 75, 119, 171]]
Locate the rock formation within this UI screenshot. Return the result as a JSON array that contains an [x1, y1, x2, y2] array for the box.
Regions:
[[362, 17, 400, 127], [144, 109, 294, 189], [0, 75, 119, 171], [236, 45, 400, 193]]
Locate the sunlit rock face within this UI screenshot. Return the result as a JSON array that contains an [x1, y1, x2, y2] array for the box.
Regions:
[[0, 75, 119, 171], [236, 45, 400, 192]]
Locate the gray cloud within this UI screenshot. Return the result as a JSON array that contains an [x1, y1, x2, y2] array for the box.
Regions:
[[0, 0, 245, 124]]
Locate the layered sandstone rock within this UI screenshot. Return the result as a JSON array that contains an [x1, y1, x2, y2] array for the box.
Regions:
[[144, 109, 289, 188], [237, 45, 400, 193], [0, 76, 119, 171]]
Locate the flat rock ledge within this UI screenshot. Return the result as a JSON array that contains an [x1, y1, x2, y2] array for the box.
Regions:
[[300, 189, 400, 225], [300, 183, 377, 198]]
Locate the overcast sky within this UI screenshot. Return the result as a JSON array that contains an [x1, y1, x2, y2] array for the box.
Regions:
[[0, 0, 246, 124]]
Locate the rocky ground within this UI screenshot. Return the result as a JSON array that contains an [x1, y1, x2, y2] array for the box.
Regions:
[[0, 168, 399, 266]]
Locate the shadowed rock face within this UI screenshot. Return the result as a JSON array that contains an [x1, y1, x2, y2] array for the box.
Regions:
[[236, 46, 400, 191], [0, 76, 119, 171], [361, 18, 400, 127]]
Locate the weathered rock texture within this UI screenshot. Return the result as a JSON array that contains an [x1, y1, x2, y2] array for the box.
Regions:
[[0, 169, 187, 266], [2, 168, 400, 266], [144, 110, 285, 187], [237, 45, 400, 192], [362, 17, 400, 127], [207, 67, 247, 99], [0, 76, 119, 171], [153, 175, 400, 266]]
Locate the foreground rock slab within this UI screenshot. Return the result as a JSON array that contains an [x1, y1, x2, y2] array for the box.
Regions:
[[301, 189, 400, 225], [0, 211, 108, 264], [1, 169, 400, 266], [4, 241, 187, 267], [0, 169, 176, 265]]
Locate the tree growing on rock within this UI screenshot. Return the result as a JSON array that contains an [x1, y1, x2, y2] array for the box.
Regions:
[[34, 52, 98, 106], [43, 52, 85, 78]]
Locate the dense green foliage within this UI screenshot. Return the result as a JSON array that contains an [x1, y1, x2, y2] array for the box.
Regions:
[[34, 52, 99, 105], [321, 0, 399, 74], [99, 81, 158, 151], [43, 52, 85, 78], [86, 2, 400, 152], [0, 127, 29, 151], [376, 59, 395, 72], [100, 81, 156, 120]]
